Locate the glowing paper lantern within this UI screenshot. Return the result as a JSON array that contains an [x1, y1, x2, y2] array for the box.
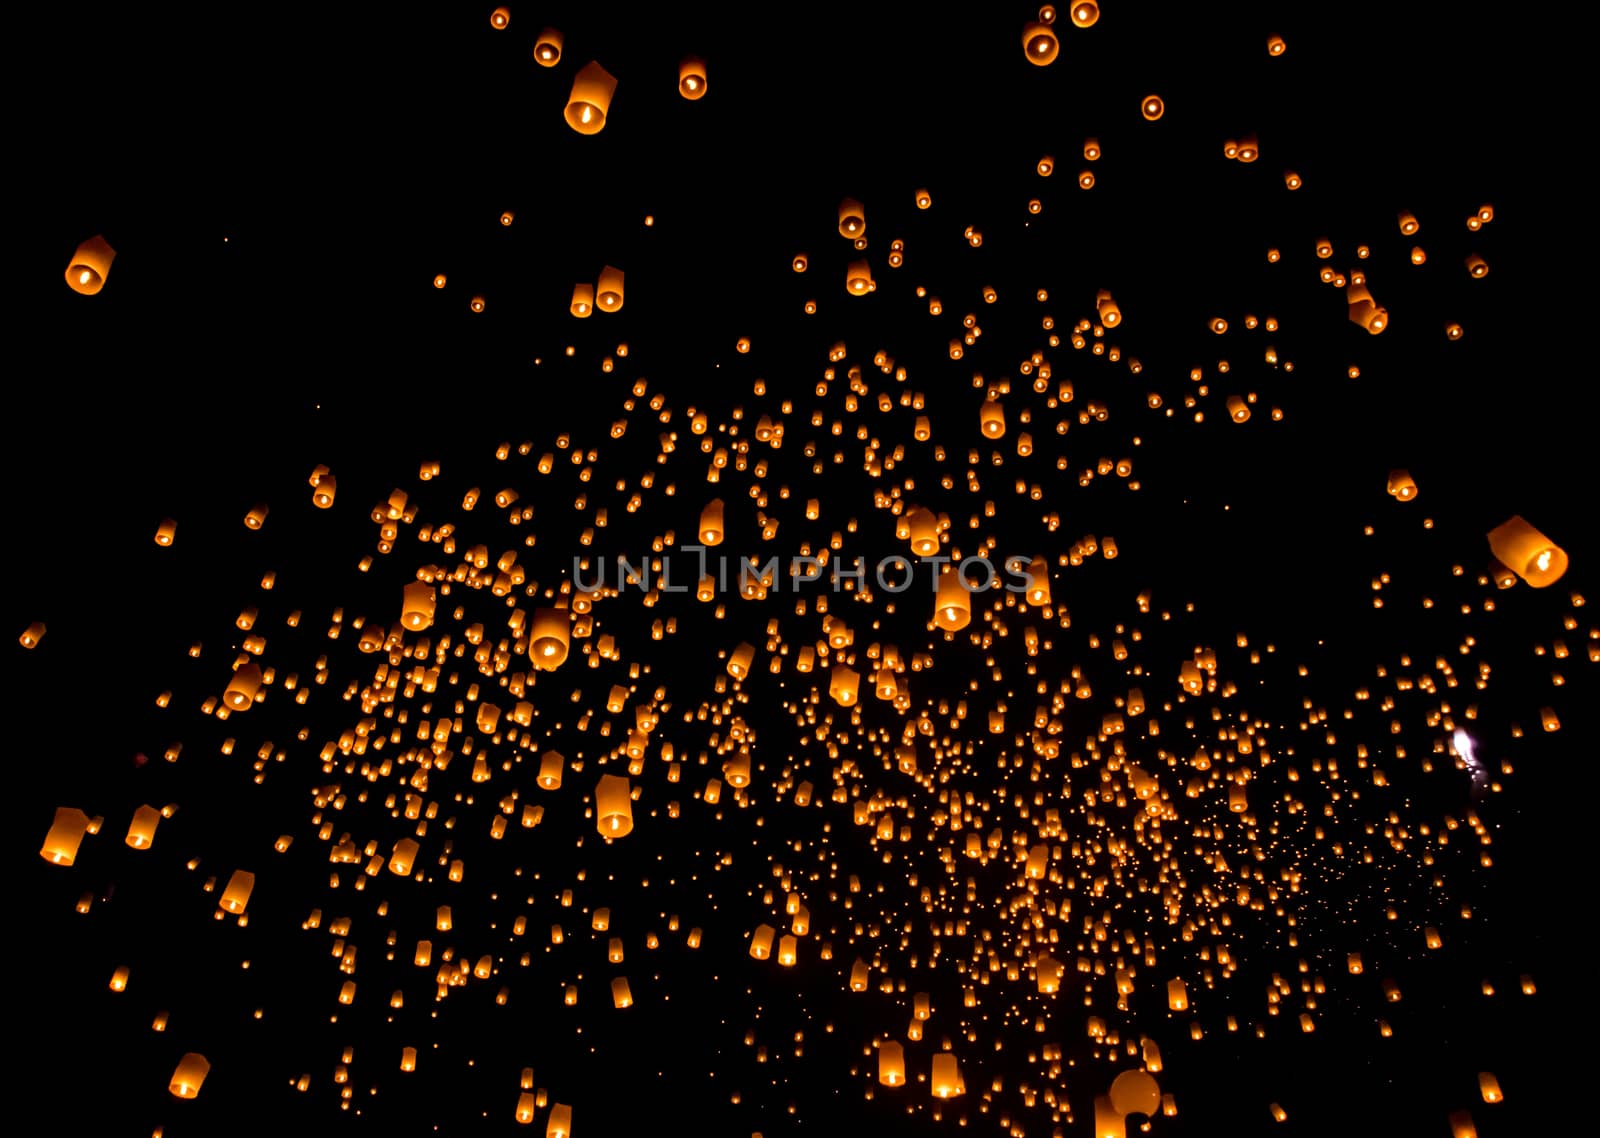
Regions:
[[169, 1053, 210, 1098], [700, 498, 726, 546], [220, 870, 255, 914], [596, 265, 625, 312], [41, 807, 90, 865], [65, 235, 117, 295], [879, 1041, 906, 1085], [595, 774, 635, 837], [838, 198, 866, 239], [530, 607, 571, 669], [1141, 94, 1165, 120], [934, 573, 972, 632], [930, 1053, 965, 1098], [1070, 2, 1100, 27], [401, 581, 436, 631], [564, 61, 617, 135], [534, 28, 563, 66], [1386, 470, 1418, 501], [155, 519, 177, 545], [126, 805, 161, 849], [547, 1104, 573, 1138], [490, 6, 510, 29], [1022, 22, 1060, 65], [224, 663, 263, 711], [679, 57, 707, 99], [570, 283, 595, 318], [1110, 1070, 1161, 1117], [829, 664, 860, 707], [1487, 516, 1568, 587]]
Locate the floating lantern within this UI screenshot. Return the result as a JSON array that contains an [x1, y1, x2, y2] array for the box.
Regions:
[[65, 235, 116, 295], [1022, 22, 1060, 65], [1487, 516, 1568, 587], [879, 1041, 906, 1085], [838, 198, 866, 239], [595, 774, 635, 837], [41, 807, 90, 865], [401, 581, 436, 630], [596, 265, 625, 312], [126, 805, 161, 849], [700, 499, 725, 545], [679, 57, 707, 99], [534, 28, 563, 66], [564, 62, 617, 134], [934, 573, 972, 632], [931, 1053, 965, 1098], [1387, 470, 1418, 501], [169, 1053, 210, 1099]]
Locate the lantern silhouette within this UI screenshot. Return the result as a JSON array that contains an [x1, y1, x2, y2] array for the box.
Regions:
[[564, 61, 617, 134], [41, 807, 90, 865], [169, 1053, 210, 1098], [65, 235, 116, 295], [679, 57, 707, 99], [595, 774, 634, 837], [1487, 516, 1567, 587]]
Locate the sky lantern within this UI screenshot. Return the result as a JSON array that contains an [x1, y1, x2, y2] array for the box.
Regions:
[[1487, 516, 1568, 587], [224, 662, 263, 710], [595, 774, 635, 837], [1386, 470, 1418, 501], [679, 57, 707, 99], [547, 1104, 573, 1138], [1110, 1070, 1161, 1117], [533, 28, 562, 66], [1141, 93, 1164, 120], [40, 808, 90, 866], [65, 235, 116, 295], [837, 198, 865, 239], [530, 607, 571, 669], [169, 1053, 210, 1099], [829, 663, 860, 706], [489, 7, 509, 29], [220, 870, 255, 914], [1070, 2, 1100, 28], [125, 805, 161, 849], [934, 572, 972, 632], [564, 62, 617, 134], [596, 265, 625, 312], [699, 498, 726, 545], [878, 1041, 905, 1085], [401, 581, 436, 630], [930, 1053, 965, 1098], [1022, 22, 1060, 65]]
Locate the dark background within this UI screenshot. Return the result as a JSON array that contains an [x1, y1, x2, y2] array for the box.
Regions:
[[13, 3, 1584, 1135]]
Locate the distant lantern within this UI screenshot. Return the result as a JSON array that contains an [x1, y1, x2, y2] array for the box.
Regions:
[[530, 607, 571, 669], [400, 1047, 417, 1072], [243, 503, 269, 529], [312, 475, 336, 508], [538, 751, 564, 789], [1478, 1073, 1503, 1103], [879, 1041, 906, 1086], [829, 664, 860, 707], [432, 273, 447, 288], [596, 265, 625, 312], [838, 198, 866, 239], [931, 1053, 965, 1098], [1487, 516, 1568, 588], [934, 573, 972, 632], [1267, 33, 1286, 54], [564, 61, 617, 134], [915, 188, 932, 209], [126, 805, 161, 849], [534, 28, 563, 66], [1386, 470, 1418, 501], [570, 283, 595, 318], [1070, 1, 1099, 27], [846, 259, 874, 295], [41, 807, 90, 866], [1465, 254, 1489, 279], [401, 581, 436, 630], [979, 400, 1006, 438], [470, 294, 486, 313], [700, 498, 726, 546], [19, 622, 45, 649], [595, 774, 635, 837], [1226, 396, 1250, 422], [490, 6, 510, 29], [65, 235, 117, 295], [220, 869, 255, 914], [1022, 22, 1060, 64], [500, 210, 514, 226], [1141, 94, 1165, 120], [169, 1053, 210, 1099], [1398, 210, 1419, 235], [224, 662, 263, 710], [679, 57, 707, 99], [155, 519, 177, 545], [750, 924, 776, 959]]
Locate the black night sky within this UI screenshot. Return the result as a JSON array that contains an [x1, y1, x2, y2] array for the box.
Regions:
[[15, 4, 1585, 1136]]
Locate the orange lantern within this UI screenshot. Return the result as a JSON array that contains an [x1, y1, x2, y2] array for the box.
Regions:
[[564, 61, 617, 134], [65, 235, 117, 295]]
